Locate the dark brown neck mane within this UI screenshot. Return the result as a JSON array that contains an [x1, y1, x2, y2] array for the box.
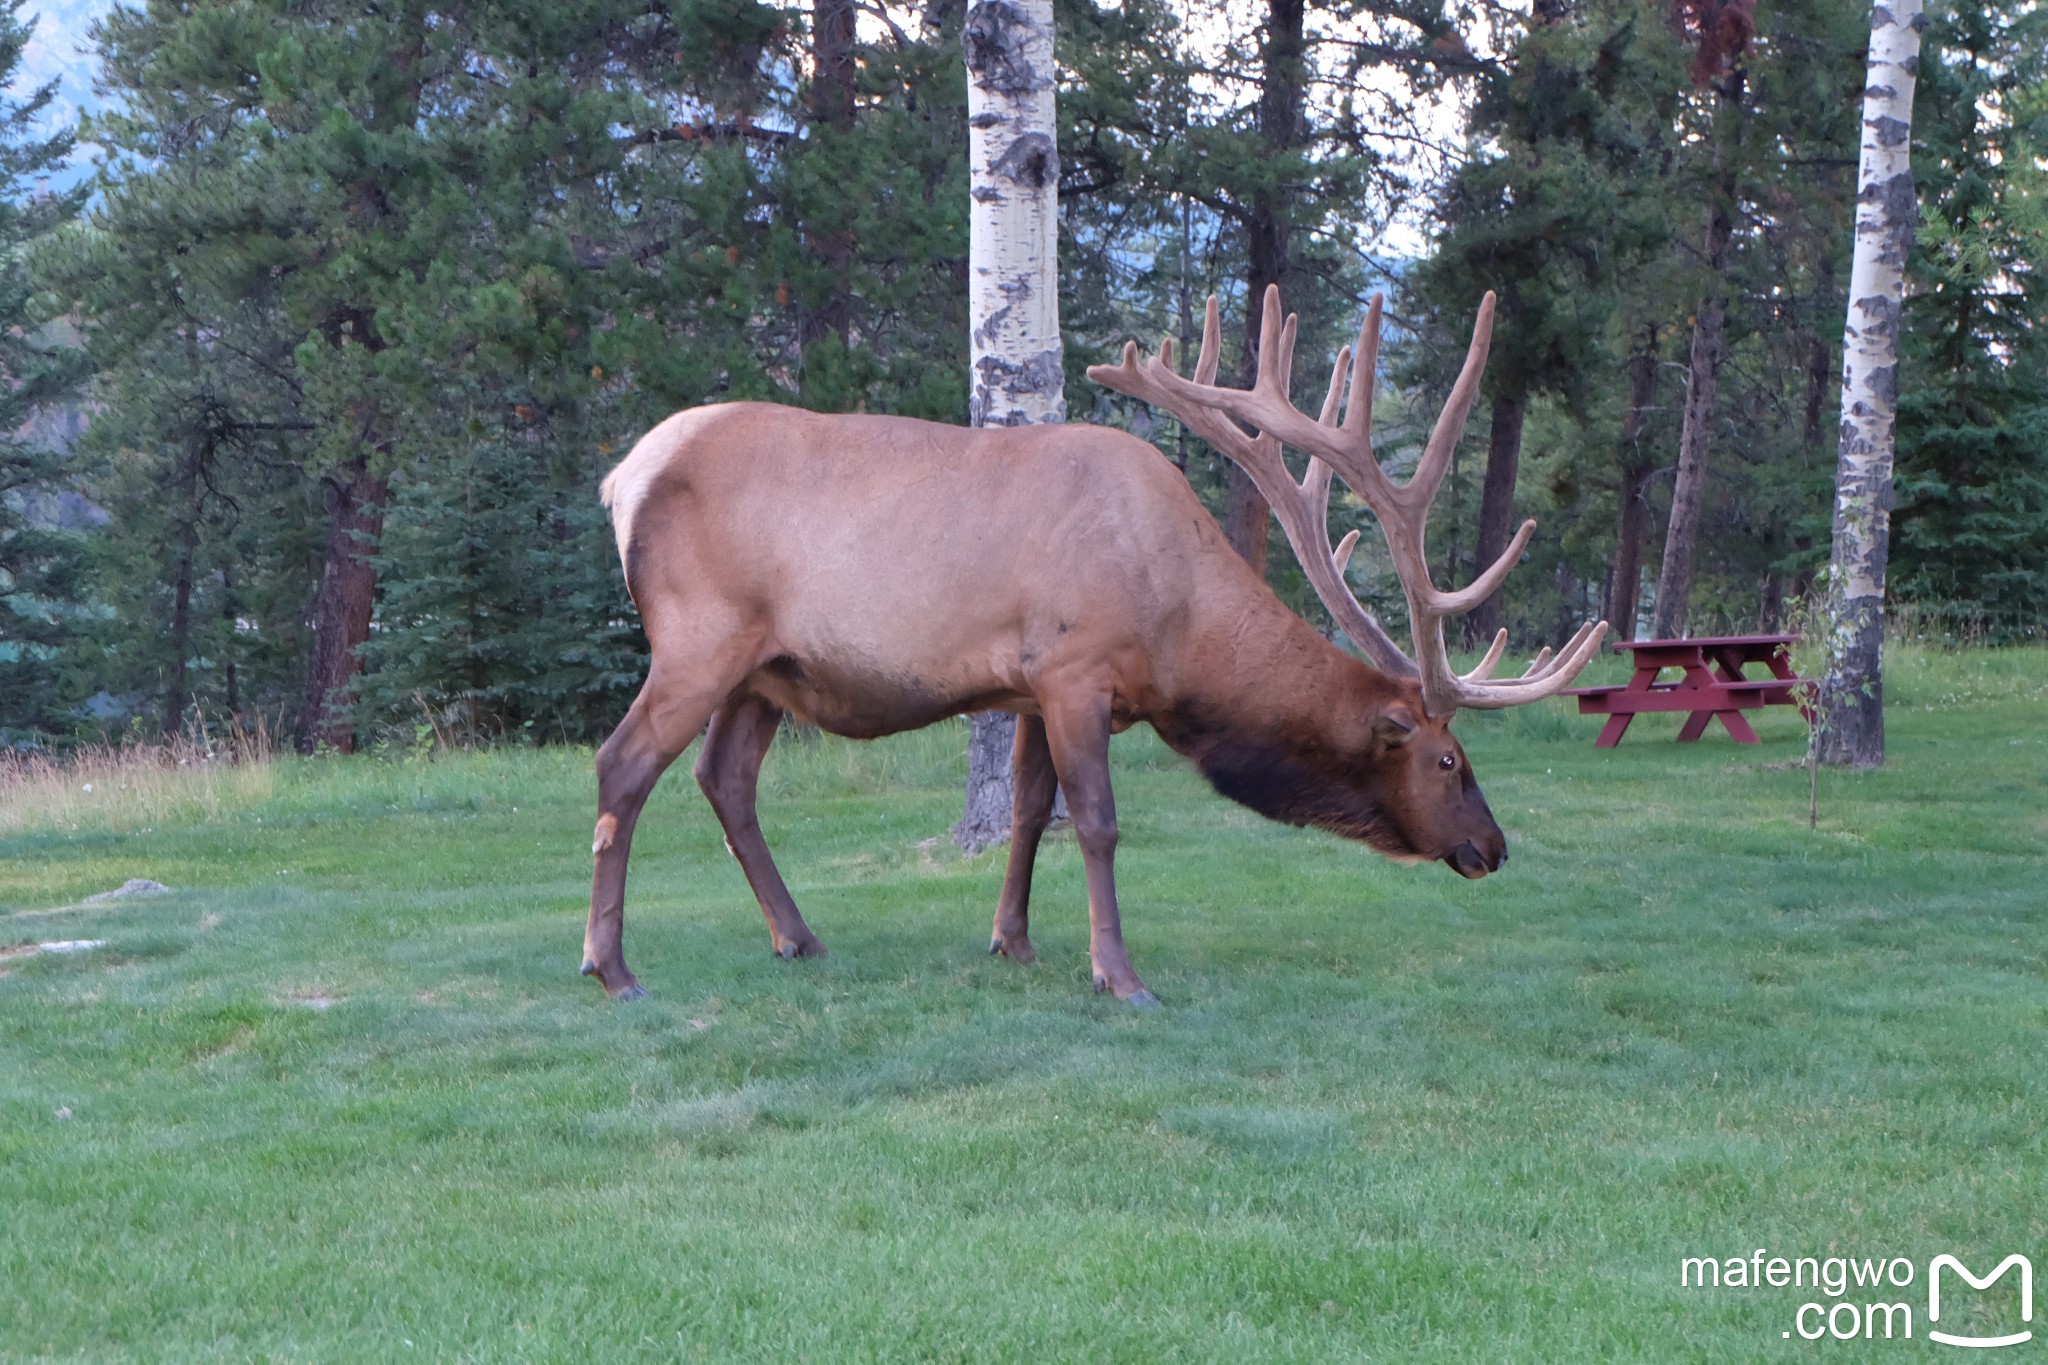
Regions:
[[1149, 604, 1417, 851]]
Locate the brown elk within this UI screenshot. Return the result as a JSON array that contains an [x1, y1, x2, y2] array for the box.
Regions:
[[584, 285, 1606, 1005]]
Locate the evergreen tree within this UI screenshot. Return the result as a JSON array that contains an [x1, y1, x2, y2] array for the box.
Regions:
[[1409, 0, 1682, 645], [1890, 0, 2048, 636], [0, 0, 87, 741]]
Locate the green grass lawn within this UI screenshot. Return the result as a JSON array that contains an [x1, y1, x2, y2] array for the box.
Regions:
[[4, 645, 2045, 1361]]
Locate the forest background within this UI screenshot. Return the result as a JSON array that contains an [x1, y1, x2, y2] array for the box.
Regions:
[[0, 0, 2042, 752]]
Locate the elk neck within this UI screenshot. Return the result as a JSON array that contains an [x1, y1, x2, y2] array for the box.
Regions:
[[1148, 587, 1415, 838]]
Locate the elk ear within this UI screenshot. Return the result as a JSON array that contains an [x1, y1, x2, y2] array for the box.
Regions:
[[1373, 705, 1419, 748]]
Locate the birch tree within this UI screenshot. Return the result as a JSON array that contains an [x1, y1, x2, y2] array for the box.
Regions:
[[955, 0, 1063, 854], [1815, 0, 1924, 768]]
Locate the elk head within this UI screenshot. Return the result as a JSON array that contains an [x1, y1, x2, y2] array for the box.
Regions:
[[1088, 285, 1608, 878]]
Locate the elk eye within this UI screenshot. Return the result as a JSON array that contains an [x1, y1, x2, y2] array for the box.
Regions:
[[1438, 753, 1457, 772]]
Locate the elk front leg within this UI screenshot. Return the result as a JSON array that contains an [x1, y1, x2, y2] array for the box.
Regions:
[[695, 693, 826, 960], [990, 713, 1057, 964], [1040, 693, 1157, 1006]]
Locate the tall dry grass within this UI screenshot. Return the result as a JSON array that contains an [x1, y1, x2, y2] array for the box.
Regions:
[[0, 713, 280, 836]]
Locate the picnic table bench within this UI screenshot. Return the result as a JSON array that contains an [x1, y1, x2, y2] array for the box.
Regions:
[[1562, 634, 1814, 747]]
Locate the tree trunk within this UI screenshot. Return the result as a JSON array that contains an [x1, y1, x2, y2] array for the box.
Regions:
[[1609, 467, 1653, 639], [1608, 333, 1661, 638], [1224, 0, 1309, 576], [1467, 391, 1526, 645], [294, 20, 417, 755], [1651, 205, 1733, 638], [1788, 257, 1837, 605], [1816, 0, 1923, 769], [163, 527, 195, 735], [957, 0, 1062, 855], [298, 457, 389, 753], [1222, 466, 1272, 573], [801, 0, 857, 353], [1803, 258, 1836, 452], [222, 561, 239, 717]]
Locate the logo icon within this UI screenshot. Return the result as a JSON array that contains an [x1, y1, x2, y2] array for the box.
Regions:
[[1928, 1254, 2033, 1349]]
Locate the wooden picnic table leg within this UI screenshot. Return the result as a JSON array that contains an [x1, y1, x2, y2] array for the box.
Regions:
[[1674, 660, 1721, 742], [1683, 651, 1761, 743], [1593, 664, 1667, 748], [1706, 651, 1761, 742]]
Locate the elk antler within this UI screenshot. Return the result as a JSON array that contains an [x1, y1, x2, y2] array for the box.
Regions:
[[1087, 285, 1608, 717]]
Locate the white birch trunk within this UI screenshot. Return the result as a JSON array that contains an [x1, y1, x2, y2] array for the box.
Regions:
[[1815, 0, 1923, 769], [955, 0, 1063, 854]]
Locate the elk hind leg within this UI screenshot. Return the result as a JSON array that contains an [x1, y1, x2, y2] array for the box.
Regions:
[[588, 647, 747, 999], [990, 713, 1056, 964], [695, 693, 826, 960]]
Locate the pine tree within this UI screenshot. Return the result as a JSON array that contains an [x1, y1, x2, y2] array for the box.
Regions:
[[1889, 0, 2048, 637], [0, 0, 86, 740], [1410, 0, 1681, 646]]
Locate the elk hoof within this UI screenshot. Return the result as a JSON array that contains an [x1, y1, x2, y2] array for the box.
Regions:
[[775, 937, 827, 961], [990, 936, 1036, 964], [1094, 972, 1157, 1006], [583, 959, 644, 1000]]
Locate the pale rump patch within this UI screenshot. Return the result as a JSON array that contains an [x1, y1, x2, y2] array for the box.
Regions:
[[592, 813, 619, 855], [600, 405, 729, 564]]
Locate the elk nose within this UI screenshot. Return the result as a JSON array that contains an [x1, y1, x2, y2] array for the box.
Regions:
[[1446, 840, 1494, 879]]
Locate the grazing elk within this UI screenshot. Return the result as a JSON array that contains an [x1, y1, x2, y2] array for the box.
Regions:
[[585, 286, 1606, 1004]]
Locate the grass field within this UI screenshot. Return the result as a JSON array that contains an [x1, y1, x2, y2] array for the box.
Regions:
[[4, 644, 2045, 1361]]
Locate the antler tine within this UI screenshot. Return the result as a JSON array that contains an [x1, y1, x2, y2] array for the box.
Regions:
[[1510, 620, 1604, 684], [1194, 295, 1222, 385], [1277, 310, 1301, 398], [1447, 620, 1610, 709], [1297, 454, 1419, 677], [1320, 344, 1351, 426], [1255, 284, 1290, 394], [1344, 296, 1382, 440], [1405, 291, 1495, 514], [1460, 628, 1509, 683], [1418, 519, 1536, 615]]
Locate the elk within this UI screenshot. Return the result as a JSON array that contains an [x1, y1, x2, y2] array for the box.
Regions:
[[584, 286, 1606, 1005]]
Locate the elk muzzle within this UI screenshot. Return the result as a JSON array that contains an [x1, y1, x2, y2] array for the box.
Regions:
[[1444, 838, 1505, 879]]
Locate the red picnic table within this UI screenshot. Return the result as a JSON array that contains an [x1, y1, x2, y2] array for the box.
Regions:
[[1563, 634, 1814, 747]]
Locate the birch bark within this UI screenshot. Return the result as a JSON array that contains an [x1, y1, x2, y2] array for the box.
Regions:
[[956, 0, 1063, 854], [1815, 0, 1923, 768]]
